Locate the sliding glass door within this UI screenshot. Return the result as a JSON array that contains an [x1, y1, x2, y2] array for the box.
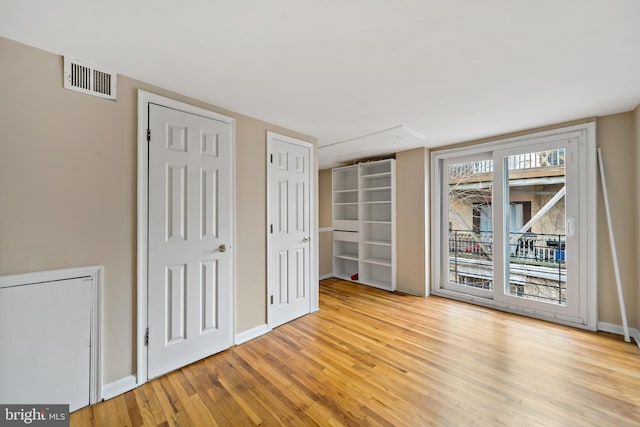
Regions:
[[443, 152, 494, 298], [493, 139, 581, 319], [433, 125, 595, 328]]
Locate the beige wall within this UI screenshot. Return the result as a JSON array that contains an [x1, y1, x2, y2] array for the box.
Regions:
[[318, 231, 333, 278], [396, 148, 429, 296], [318, 169, 333, 278], [0, 37, 317, 383], [595, 113, 637, 326], [319, 169, 332, 227]]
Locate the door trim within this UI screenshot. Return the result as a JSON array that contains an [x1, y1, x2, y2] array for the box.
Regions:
[[266, 131, 317, 329], [430, 122, 597, 330], [136, 90, 236, 385]]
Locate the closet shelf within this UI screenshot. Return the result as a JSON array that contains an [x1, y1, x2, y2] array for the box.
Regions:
[[332, 160, 396, 292]]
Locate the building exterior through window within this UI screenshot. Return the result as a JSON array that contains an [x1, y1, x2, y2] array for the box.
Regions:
[[448, 149, 567, 304]]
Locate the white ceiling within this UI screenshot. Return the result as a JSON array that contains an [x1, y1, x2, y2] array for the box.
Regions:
[[1, 0, 639, 168]]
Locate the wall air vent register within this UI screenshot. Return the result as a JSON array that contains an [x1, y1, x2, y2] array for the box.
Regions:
[[63, 56, 117, 100]]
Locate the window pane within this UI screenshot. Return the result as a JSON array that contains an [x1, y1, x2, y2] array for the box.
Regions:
[[447, 160, 494, 291], [505, 149, 566, 305]]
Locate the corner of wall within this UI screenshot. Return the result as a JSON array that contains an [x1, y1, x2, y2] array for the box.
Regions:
[[634, 104, 640, 329], [424, 147, 431, 296], [396, 147, 429, 296], [596, 111, 637, 329]]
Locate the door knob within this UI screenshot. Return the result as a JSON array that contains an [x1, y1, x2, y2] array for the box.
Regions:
[[302, 237, 310, 243], [218, 244, 227, 253]]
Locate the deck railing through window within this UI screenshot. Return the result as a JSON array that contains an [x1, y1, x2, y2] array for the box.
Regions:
[[448, 149, 565, 178], [448, 230, 566, 304]]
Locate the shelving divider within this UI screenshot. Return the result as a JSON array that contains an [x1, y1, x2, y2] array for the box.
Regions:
[[332, 159, 396, 291]]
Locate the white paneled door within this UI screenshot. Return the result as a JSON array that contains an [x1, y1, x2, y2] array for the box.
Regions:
[[148, 104, 233, 379], [268, 133, 312, 328]]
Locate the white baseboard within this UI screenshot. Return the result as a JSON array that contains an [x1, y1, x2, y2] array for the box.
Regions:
[[597, 321, 640, 348], [319, 273, 333, 280], [235, 323, 270, 345], [102, 375, 137, 400]]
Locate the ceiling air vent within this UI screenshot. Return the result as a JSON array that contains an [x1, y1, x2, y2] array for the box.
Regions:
[[63, 57, 117, 100]]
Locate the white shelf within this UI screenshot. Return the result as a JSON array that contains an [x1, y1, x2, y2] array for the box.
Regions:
[[333, 219, 358, 232], [334, 273, 357, 282], [332, 159, 396, 292], [359, 278, 393, 290], [359, 161, 392, 176], [335, 254, 358, 261], [361, 172, 391, 179], [362, 240, 392, 246], [333, 202, 358, 221], [361, 257, 392, 267], [361, 186, 392, 191], [333, 258, 358, 279], [332, 165, 358, 192], [334, 230, 359, 242]]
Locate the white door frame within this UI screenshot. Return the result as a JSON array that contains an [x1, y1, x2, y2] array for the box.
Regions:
[[266, 131, 317, 329], [136, 90, 236, 385]]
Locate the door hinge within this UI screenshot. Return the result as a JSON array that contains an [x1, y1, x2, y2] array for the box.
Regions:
[[144, 327, 149, 346], [270, 154, 273, 163], [146, 128, 151, 142], [270, 224, 273, 234], [270, 295, 274, 305]]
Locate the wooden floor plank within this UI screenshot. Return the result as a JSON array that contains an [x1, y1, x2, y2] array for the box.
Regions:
[[72, 278, 640, 426]]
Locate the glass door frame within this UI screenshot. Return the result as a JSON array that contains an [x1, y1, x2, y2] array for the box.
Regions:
[[492, 137, 580, 319], [431, 123, 597, 330], [440, 152, 494, 299]]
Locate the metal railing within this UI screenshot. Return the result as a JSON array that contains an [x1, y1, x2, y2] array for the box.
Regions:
[[448, 230, 566, 304], [448, 149, 565, 178], [509, 232, 565, 263]]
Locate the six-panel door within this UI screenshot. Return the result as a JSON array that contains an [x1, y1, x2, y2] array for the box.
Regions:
[[147, 104, 233, 379]]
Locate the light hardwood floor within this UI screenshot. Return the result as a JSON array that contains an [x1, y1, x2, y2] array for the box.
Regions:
[[73, 278, 640, 426]]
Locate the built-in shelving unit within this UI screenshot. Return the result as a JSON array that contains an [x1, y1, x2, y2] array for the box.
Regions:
[[332, 159, 396, 291], [332, 166, 359, 280]]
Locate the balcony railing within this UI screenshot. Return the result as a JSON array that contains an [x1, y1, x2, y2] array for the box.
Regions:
[[448, 149, 565, 178], [448, 230, 566, 304]]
